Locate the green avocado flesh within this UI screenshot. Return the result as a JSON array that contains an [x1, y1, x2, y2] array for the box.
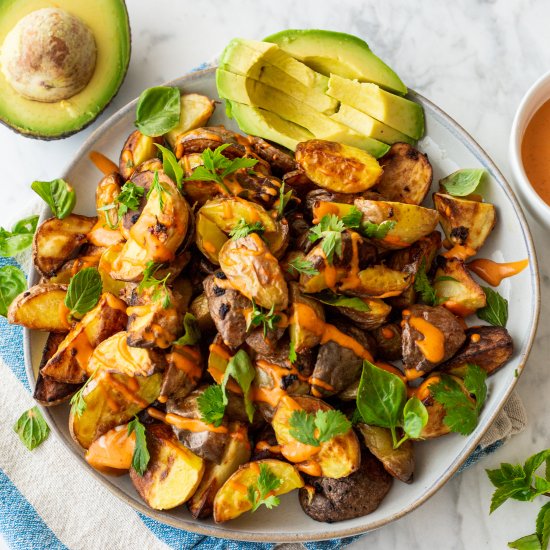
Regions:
[[217, 69, 389, 157], [264, 29, 407, 96], [328, 74, 424, 140], [0, 0, 130, 139]]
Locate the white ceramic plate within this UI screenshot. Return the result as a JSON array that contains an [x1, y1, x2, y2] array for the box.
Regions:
[[25, 68, 540, 543]]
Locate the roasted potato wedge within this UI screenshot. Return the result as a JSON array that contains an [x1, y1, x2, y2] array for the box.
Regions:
[[272, 395, 361, 479], [213, 459, 304, 523], [350, 265, 412, 298], [69, 371, 162, 449], [433, 257, 486, 317], [159, 345, 203, 402], [174, 125, 245, 160], [188, 422, 251, 519], [354, 199, 440, 250], [441, 325, 513, 377], [375, 143, 433, 205], [402, 305, 466, 380], [433, 193, 496, 252], [333, 297, 391, 330], [219, 233, 288, 310], [189, 292, 215, 332], [46, 246, 104, 284], [299, 449, 392, 522], [248, 135, 297, 175], [85, 423, 135, 475], [130, 423, 205, 510], [371, 323, 403, 361], [119, 130, 162, 180], [387, 231, 442, 274], [33, 214, 97, 277], [8, 283, 70, 332], [165, 93, 216, 147], [295, 140, 383, 193], [289, 282, 325, 353], [356, 423, 414, 483]]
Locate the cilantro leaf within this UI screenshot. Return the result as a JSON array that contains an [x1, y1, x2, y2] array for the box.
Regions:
[[13, 406, 50, 450], [128, 416, 150, 476], [0, 215, 38, 257], [309, 214, 346, 264], [341, 206, 363, 228], [138, 261, 171, 308], [229, 219, 265, 240], [69, 369, 99, 417], [312, 292, 371, 311], [135, 86, 180, 136], [197, 385, 226, 427], [99, 181, 144, 228], [277, 182, 293, 218], [221, 350, 256, 423], [247, 463, 282, 512], [440, 168, 485, 197], [155, 143, 183, 188], [289, 409, 351, 446], [0, 265, 26, 317], [464, 363, 487, 413], [65, 267, 102, 319], [286, 256, 319, 277], [173, 312, 201, 346], [360, 220, 396, 239], [413, 259, 445, 306], [246, 300, 281, 337], [31, 178, 76, 219], [288, 340, 297, 364], [478, 287, 508, 327], [289, 409, 319, 446]]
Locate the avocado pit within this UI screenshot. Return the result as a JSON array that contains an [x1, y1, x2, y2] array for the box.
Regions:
[[0, 7, 97, 103]]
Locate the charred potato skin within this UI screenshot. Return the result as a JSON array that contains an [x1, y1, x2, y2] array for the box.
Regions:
[[375, 143, 433, 205], [371, 323, 403, 361], [440, 325, 513, 376], [248, 135, 297, 176], [174, 126, 245, 160], [119, 130, 163, 180]]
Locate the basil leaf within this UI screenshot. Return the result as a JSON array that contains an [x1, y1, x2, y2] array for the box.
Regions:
[[13, 406, 50, 450], [0, 215, 39, 257], [478, 286, 508, 327], [135, 86, 181, 136], [440, 168, 485, 197], [0, 265, 26, 317], [402, 397, 428, 439], [65, 267, 102, 319], [31, 179, 76, 219], [155, 143, 183, 188], [173, 312, 201, 346], [313, 292, 370, 312], [221, 349, 256, 422], [537, 502, 550, 550], [508, 534, 542, 550]]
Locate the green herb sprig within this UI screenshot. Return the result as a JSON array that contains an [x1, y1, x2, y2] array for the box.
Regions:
[[286, 256, 319, 277], [138, 261, 171, 309], [247, 463, 283, 512], [229, 219, 265, 240], [31, 179, 76, 219], [308, 214, 346, 264], [289, 409, 351, 447], [478, 287, 508, 327], [440, 168, 485, 197], [127, 416, 150, 476], [13, 406, 50, 450], [155, 143, 183, 188], [99, 182, 144, 229], [246, 300, 281, 337], [65, 267, 102, 319], [172, 312, 201, 346], [135, 86, 181, 136], [0, 215, 38, 257], [0, 265, 26, 317]]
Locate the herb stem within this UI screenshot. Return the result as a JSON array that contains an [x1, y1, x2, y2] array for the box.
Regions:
[[394, 434, 409, 449], [390, 426, 398, 448]]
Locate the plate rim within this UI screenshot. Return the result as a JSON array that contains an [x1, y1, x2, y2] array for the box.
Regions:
[[24, 66, 541, 543]]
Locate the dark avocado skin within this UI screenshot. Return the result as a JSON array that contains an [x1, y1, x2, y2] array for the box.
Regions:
[[0, 1, 131, 140]]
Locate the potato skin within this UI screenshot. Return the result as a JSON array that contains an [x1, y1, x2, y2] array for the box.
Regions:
[[299, 449, 392, 522], [119, 130, 162, 180]]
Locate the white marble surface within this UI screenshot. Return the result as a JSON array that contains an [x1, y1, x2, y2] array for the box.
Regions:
[[1, 0, 550, 548]]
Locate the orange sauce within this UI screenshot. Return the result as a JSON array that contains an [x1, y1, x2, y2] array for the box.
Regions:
[[470, 333, 481, 343], [85, 425, 135, 472], [89, 151, 119, 175], [296, 461, 322, 477], [443, 245, 476, 260], [312, 202, 342, 223], [522, 98, 550, 205], [147, 407, 228, 434], [381, 326, 395, 339], [468, 258, 528, 286], [255, 441, 282, 454], [409, 316, 445, 363]]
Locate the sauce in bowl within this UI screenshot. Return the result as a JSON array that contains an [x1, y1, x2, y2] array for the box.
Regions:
[[522, 98, 550, 205]]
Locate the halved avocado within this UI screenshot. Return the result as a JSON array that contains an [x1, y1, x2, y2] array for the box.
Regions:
[[0, 0, 131, 139]]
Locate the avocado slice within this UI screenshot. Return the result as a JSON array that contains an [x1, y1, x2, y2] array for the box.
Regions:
[[0, 0, 130, 139], [219, 38, 337, 114], [331, 104, 415, 145], [265, 29, 407, 96], [327, 74, 424, 140], [216, 69, 388, 157], [228, 101, 313, 150]]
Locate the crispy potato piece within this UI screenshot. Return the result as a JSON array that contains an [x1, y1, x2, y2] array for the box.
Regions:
[[272, 395, 361, 479], [219, 233, 288, 310], [130, 423, 205, 510], [188, 422, 251, 519], [174, 126, 246, 160], [213, 459, 304, 523], [33, 214, 97, 277], [434, 257, 486, 317], [7, 283, 69, 332], [334, 297, 391, 330], [356, 423, 414, 483], [189, 293, 215, 332], [433, 193, 496, 252], [295, 140, 382, 193], [46, 245, 104, 284], [441, 326, 513, 377], [159, 345, 203, 403], [387, 231, 442, 274], [165, 94, 216, 148], [41, 293, 128, 383], [348, 265, 412, 298], [375, 143, 433, 205], [70, 370, 161, 449], [289, 282, 325, 352], [85, 423, 135, 475], [371, 323, 403, 361], [119, 130, 162, 180], [248, 135, 297, 175], [354, 199, 439, 250]]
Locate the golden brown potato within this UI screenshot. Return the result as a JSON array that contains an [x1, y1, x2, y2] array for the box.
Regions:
[[289, 282, 325, 352], [218, 233, 288, 310], [159, 345, 203, 403], [354, 199, 440, 250], [348, 265, 412, 299], [189, 293, 215, 332], [7, 283, 70, 332], [188, 422, 251, 519], [33, 214, 97, 277], [85, 423, 135, 475], [165, 93, 216, 148], [272, 395, 360, 479], [69, 371, 162, 449], [46, 246, 104, 284], [371, 323, 403, 361], [119, 130, 162, 180], [130, 423, 205, 510], [387, 231, 442, 274], [331, 297, 391, 330], [173, 126, 246, 160], [375, 143, 433, 205], [295, 140, 383, 193], [213, 459, 304, 523], [433, 257, 486, 317], [433, 193, 496, 252]]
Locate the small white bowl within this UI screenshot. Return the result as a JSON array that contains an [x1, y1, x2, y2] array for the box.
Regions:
[[510, 69, 550, 227]]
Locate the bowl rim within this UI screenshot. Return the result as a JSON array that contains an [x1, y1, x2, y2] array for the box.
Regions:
[[24, 67, 541, 543], [509, 68, 550, 223]]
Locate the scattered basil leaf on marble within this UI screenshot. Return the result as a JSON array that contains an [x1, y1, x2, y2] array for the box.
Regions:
[[65, 267, 102, 319], [155, 143, 183, 188], [31, 178, 76, 219], [0, 215, 39, 257], [135, 86, 181, 136], [13, 406, 50, 450], [440, 168, 486, 196], [128, 416, 150, 476], [0, 265, 26, 317], [478, 286, 508, 327]]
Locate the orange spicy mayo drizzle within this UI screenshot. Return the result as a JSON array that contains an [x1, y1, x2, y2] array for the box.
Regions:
[[408, 316, 445, 363], [312, 202, 342, 224], [468, 258, 528, 286], [147, 407, 228, 434], [89, 151, 119, 175]]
